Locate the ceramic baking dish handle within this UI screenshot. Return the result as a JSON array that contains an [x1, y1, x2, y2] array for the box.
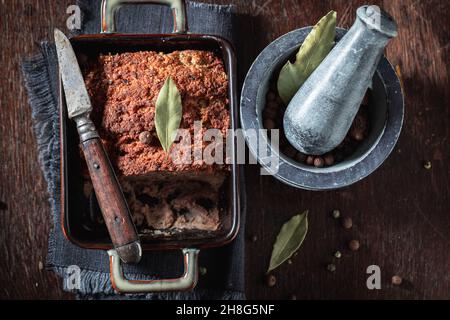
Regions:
[[108, 248, 199, 293], [101, 0, 188, 34]]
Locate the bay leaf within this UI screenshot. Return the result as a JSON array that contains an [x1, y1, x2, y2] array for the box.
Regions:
[[155, 76, 182, 152], [277, 11, 336, 104], [267, 211, 308, 273]]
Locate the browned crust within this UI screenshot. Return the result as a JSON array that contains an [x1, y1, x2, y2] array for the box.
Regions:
[[83, 50, 230, 176]]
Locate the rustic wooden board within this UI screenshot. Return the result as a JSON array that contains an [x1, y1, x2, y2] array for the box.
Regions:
[[0, 0, 448, 299]]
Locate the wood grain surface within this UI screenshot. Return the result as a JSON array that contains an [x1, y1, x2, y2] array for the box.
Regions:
[[0, 0, 449, 299]]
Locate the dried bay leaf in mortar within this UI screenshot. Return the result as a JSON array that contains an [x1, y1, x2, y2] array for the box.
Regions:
[[155, 76, 182, 152], [267, 211, 308, 273], [277, 11, 336, 104]]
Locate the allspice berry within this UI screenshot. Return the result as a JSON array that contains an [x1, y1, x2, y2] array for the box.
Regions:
[[332, 210, 341, 219], [324, 154, 335, 166], [327, 264, 336, 272], [423, 161, 432, 170], [265, 274, 276, 287], [295, 152, 307, 163], [351, 129, 365, 141], [306, 156, 315, 165], [391, 275, 402, 285], [348, 239, 360, 251], [313, 157, 324, 168], [350, 112, 368, 141], [199, 267, 207, 276], [250, 235, 258, 243], [341, 216, 353, 229], [139, 131, 152, 144]]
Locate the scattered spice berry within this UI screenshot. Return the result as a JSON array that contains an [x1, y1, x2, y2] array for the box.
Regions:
[[391, 275, 402, 285], [138, 131, 152, 145], [199, 267, 207, 276], [341, 216, 353, 229], [423, 161, 432, 170], [348, 239, 360, 251], [324, 153, 335, 166], [334, 251, 342, 259], [327, 264, 336, 272], [290, 294, 297, 300], [250, 235, 258, 242], [332, 209, 341, 219], [313, 157, 324, 168], [295, 152, 307, 163], [265, 274, 276, 287], [287, 259, 293, 265], [306, 156, 315, 165]]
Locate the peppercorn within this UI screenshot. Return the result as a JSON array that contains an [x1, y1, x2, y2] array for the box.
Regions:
[[391, 275, 402, 285], [250, 235, 258, 243], [306, 156, 314, 165], [423, 161, 432, 170], [324, 153, 335, 166], [332, 210, 341, 219], [139, 131, 152, 145], [295, 152, 307, 163], [290, 294, 297, 300], [349, 239, 360, 251], [341, 216, 353, 229], [351, 129, 365, 141], [350, 111, 368, 141], [334, 251, 342, 259], [327, 264, 336, 272], [264, 118, 276, 130], [265, 274, 276, 287], [199, 267, 207, 276], [313, 157, 324, 168]]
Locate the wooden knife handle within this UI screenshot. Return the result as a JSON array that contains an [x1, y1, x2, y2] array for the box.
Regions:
[[76, 117, 141, 264]]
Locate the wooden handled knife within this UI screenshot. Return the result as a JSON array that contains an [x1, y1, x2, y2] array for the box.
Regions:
[[54, 29, 141, 264]]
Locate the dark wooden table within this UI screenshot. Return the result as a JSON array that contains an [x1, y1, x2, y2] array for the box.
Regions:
[[1, 0, 449, 299]]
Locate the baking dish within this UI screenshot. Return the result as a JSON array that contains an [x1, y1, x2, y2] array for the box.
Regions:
[[59, 0, 240, 293]]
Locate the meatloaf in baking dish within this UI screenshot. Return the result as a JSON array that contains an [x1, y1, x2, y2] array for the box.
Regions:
[[81, 50, 230, 233]]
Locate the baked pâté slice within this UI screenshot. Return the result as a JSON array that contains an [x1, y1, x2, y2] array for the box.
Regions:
[[81, 49, 230, 232]]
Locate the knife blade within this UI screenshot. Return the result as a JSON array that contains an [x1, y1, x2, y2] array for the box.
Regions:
[[54, 29, 92, 119], [54, 29, 141, 264]]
